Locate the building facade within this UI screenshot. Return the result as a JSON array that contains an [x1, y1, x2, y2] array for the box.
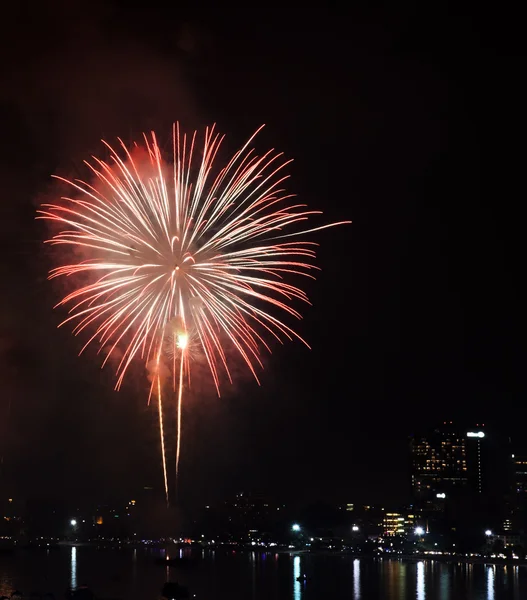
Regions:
[[410, 422, 515, 533], [382, 511, 416, 537], [410, 422, 469, 509]]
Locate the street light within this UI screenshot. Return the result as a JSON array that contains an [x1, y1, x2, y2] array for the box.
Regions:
[[292, 524, 301, 532], [414, 527, 424, 536], [485, 530, 493, 537], [70, 519, 77, 527], [352, 525, 359, 532]]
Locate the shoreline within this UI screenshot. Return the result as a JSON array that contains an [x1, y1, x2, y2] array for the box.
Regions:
[[280, 550, 527, 566], [5, 542, 527, 567]]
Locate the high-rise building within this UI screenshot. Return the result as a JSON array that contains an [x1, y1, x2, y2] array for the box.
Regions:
[[410, 422, 514, 527], [465, 427, 488, 495], [223, 492, 274, 534], [383, 512, 405, 536], [410, 422, 468, 509], [512, 455, 527, 529], [514, 456, 527, 498], [382, 511, 417, 537], [465, 426, 514, 512]]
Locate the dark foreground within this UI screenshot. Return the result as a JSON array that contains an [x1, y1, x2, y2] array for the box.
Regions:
[[2, 546, 527, 599]]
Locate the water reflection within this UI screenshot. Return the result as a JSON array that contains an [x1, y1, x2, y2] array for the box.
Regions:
[[70, 546, 77, 590], [487, 566, 495, 600], [353, 559, 360, 599], [417, 561, 425, 600], [398, 561, 407, 597], [251, 552, 256, 599], [439, 563, 450, 600], [293, 555, 301, 600], [6, 549, 527, 599]]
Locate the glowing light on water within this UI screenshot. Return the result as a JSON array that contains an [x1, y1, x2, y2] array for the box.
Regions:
[[439, 564, 450, 600], [417, 561, 425, 600], [353, 558, 361, 599], [70, 546, 77, 590], [252, 551, 256, 597], [293, 555, 302, 600], [487, 566, 495, 600]]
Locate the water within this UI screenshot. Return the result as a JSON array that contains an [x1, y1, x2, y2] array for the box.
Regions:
[[1, 547, 527, 599]]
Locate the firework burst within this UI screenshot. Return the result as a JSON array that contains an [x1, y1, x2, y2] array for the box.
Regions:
[[37, 124, 349, 503]]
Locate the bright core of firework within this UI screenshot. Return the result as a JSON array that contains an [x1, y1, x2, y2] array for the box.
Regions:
[[37, 123, 349, 503], [176, 333, 188, 350]]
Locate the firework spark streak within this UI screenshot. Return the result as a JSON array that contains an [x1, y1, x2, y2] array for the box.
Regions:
[[38, 124, 350, 503]]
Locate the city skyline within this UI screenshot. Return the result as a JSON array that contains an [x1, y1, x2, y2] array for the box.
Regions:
[[5, 419, 527, 572], [3, 418, 526, 511]]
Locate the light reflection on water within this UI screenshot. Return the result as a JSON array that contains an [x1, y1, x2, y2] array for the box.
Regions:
[[70, 546, 77, 590], [487, 565, 494, 600], [251, 551, 256, 599], [3, 549, 527, 599], [397, 560, 406, 597], [439, 563, 450, 600], [293, 555, 301, 600], [417, 561, 425, 600], [353, 558, 360, 599]]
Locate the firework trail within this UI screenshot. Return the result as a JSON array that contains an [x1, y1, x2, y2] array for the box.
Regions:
[[38, 124, 350, 503]]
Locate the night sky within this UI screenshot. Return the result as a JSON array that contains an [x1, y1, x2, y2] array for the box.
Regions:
[[1, 5, 519, 509]]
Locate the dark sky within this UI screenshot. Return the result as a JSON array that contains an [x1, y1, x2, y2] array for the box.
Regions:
[[0, 5, 518, 510]]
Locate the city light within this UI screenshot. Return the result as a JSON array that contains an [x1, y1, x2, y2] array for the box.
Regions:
[[7, 418, 517, 569], [467, 431, 485, 438]]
